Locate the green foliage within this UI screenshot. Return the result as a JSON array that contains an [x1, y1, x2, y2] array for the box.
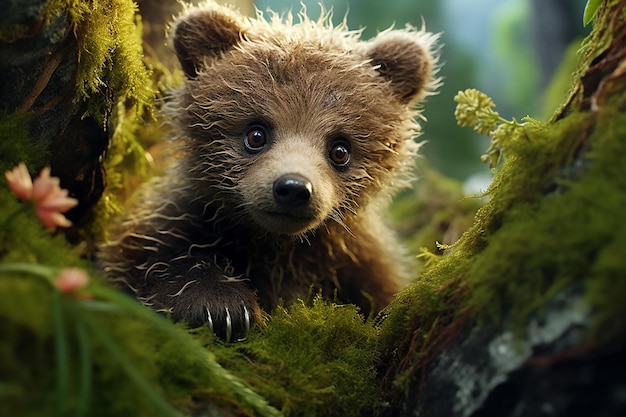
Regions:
[[491, 0, 539, 116], [0, 0, 160, 242], [86, 100, 155, 242], [87, 55, 184, 241], [0, 190, 82, 269], [0, 263, 281, 417], [540, 39, 582, 119], [454, 88, 539, 168]]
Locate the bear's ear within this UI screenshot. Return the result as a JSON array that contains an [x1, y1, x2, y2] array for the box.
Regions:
[[363, 30, 437, 105], [172, 5, 244, 78]]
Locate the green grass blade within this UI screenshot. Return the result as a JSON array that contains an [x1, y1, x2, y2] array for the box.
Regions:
[[53, 291, 70, 416], [74, 309, 92, 417]]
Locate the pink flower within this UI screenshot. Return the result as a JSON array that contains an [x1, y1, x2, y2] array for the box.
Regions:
[[32, 167, 78, 229], [54, 268, 91, 298], [5, 163, 78, 229], [5, 162, 32, 200]]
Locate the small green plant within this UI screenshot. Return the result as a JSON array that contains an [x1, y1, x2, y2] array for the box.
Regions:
[[454, 88, 535, 168], [583, 0, 602, 26]]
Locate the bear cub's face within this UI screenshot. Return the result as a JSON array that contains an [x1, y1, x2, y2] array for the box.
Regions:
[[170, 3, 437, 236]]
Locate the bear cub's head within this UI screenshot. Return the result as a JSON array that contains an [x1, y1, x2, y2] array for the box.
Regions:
[[169, 1, 439, 236]]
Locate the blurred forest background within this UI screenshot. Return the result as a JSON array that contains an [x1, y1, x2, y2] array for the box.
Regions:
[[250, 0, 590, 191]]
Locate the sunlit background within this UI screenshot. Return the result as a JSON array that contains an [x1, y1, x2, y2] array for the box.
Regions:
[[251, 0, 589, 192]]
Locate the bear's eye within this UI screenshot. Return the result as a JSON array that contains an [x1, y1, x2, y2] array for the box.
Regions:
[[244, 126, 268, 153], [329, 141, 351, 168]]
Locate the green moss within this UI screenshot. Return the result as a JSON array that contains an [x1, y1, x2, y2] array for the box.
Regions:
[[0, 1, 159, 242], [86, 56, 184, 241], [463, 111, 621, 329], [552, 0, 625, 117], [85, 100, 155, 242], [209, 297, 384, 417], [42, 0, 153, 124], [48, 0, 158, 234]]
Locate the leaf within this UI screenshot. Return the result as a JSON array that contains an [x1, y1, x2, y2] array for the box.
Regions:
[[583, 0, 602, 26]]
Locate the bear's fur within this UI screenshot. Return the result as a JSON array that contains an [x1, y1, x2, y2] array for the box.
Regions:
[[99, 1, 439, 341]]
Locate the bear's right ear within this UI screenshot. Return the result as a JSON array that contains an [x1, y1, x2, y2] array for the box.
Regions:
[[172, 5, 244, 78], [362, 29, 438, 105]]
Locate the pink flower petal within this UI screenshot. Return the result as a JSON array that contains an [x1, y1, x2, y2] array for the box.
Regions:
[[5, 162, 33, 200], [36, 208, 73, 229], [39, 190, 78, 212], [28, 166, 79, 229], [54, 268, 89, 293], [32, 167, 58, 203]]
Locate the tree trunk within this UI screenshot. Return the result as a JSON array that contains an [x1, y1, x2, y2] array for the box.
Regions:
[[382, 1, 626, 415]]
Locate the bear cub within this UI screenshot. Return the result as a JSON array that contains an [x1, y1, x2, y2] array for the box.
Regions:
[[99, 1, 439, 341]]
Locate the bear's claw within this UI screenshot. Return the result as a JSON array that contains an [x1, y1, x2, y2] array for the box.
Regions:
[[205, 304, 251, 342]]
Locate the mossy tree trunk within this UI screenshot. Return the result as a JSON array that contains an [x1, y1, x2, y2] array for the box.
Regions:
[[0, 0, 108, 224], [381, 1, 626, 416]]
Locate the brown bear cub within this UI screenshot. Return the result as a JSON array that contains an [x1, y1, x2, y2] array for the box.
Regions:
[[99, 1, 439, 341]]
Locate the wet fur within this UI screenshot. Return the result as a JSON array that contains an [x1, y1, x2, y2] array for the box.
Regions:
[[99, 1, 439, 339]]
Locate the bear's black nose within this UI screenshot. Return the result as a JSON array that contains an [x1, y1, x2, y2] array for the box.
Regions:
[[273, 174, 312, 207]]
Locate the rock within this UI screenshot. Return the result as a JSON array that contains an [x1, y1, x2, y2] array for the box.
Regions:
[[400, 287, 626, 417]]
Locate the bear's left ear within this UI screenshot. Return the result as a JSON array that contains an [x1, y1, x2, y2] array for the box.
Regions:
[[172, 4, 244, 78], [363, 30, 437, 105]]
